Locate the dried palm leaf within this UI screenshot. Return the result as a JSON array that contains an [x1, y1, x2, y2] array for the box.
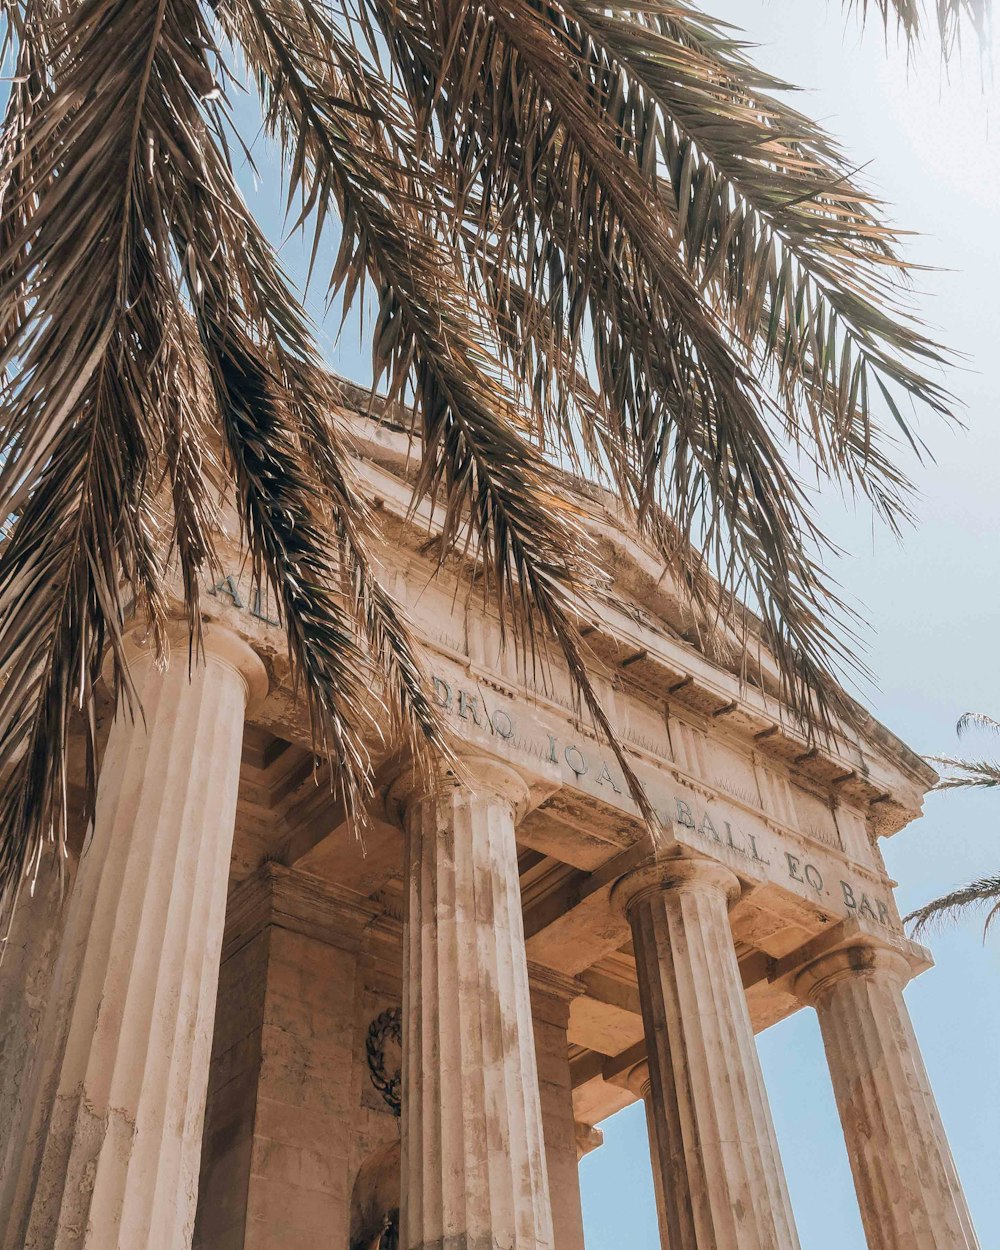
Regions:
[[956, 711, 1000, 739], [0, 0, 982, 902], [906, 875, 1000, 939]]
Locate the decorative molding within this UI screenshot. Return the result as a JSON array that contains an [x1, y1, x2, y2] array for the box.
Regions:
[[365, 1007, 403, 1117], [527, 962, 587, 1004], [574, 1122, 605, 1160], [222, 862, 380, 958]]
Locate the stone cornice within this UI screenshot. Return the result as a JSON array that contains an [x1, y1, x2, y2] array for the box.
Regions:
[[526, 961, 587, 1003], [338, 467, 930, 837], [222, 862, 381, 959]]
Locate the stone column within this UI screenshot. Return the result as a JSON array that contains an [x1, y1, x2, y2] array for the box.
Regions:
[[528, 966, 588, 1250], [399, 759, 554, 1250], [10, 624, 266, 1250], [0, 848, 77, 1229], [796, 944, 979, 1250], [622, 1060, 670, 1250], [612, 857, 800, 1250]]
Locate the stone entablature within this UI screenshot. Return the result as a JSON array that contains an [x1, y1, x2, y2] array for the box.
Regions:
[[192, 403, 932, 846]]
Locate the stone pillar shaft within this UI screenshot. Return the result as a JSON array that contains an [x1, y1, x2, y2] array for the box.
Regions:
[[623, 1062, 670, 1250], [798, 946, 979, 1250], [616, 859, 800, 1250], [528, 969, 588, 1250], [12, 626, 264, 1250], [400, 763, 554, 1250], [0, 848, 76, 1238]]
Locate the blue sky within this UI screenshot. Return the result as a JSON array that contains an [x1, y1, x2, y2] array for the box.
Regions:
[[233, 5, 1000, 1243]]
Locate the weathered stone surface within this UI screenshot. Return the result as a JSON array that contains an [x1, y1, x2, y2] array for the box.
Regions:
[[0, 848, 76, 1242], [529, 967, 588, 1250], [613, 857, 800, 1250], [400, 760, 554, 1250], [5, 626, 264, 1250], [796, 944, 980, 1249], [0, 397, 981, 1250]]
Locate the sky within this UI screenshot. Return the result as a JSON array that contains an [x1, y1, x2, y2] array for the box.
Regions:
[[233, 5, 1000, 1245]]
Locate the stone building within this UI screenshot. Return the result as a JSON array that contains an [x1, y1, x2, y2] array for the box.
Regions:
[[0, 385, 980, 1249]]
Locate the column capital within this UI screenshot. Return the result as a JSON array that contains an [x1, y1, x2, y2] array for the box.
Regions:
[[609, 854, 740, 920], [387, 753, 532, 823], [108, 619, 269, 708], [622, 1058, 652, 1100], [794, 940, 914, 1006]]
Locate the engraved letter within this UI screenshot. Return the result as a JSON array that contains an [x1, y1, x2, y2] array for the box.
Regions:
[[803, 864, 824, 893], [699, 813, 722, 843], [250, 586, 280, 626], [595, 762, 622, 794], [210, 574, 243, 608], [747, 833, 769, 865], [675, 798, 696, 828], [564, 745, 588, 777], [458, 690, 482, 726]]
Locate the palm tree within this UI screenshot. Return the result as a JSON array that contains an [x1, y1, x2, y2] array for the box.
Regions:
[[0, 0, 984, 901], [907, 713, 1000, 937]]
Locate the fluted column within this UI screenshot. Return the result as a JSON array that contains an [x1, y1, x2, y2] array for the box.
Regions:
[[796, 944, 979, 1250], [0, 847, 77, 1232], [528, 966, 588, 1250], [399, 759, 554, 1250], [9, 624, 266, 1250], [622, 1060, 670, 1250], [612, 858, 800, 1250]]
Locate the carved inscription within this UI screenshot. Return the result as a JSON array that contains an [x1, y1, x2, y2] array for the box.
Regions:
[[194, 575, 897, 932], [431, 673, 897, 931]]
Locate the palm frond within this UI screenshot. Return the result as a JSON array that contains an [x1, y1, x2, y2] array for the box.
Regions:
[[956, 711, 1000, 739], [0, 0, 439, 897], [906, 874, 1000, 939], [847, 0, 990, 51], [529, 1, 942, 530], [0, 0, 177, 896], [0, 0, 975, 900], [927, 756, 1000, 790], [220, 0, 665, 823], [366, 0, 877, 725]]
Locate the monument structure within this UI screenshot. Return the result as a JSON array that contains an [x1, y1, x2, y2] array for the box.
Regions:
[[0, 381, 980, 1249]]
